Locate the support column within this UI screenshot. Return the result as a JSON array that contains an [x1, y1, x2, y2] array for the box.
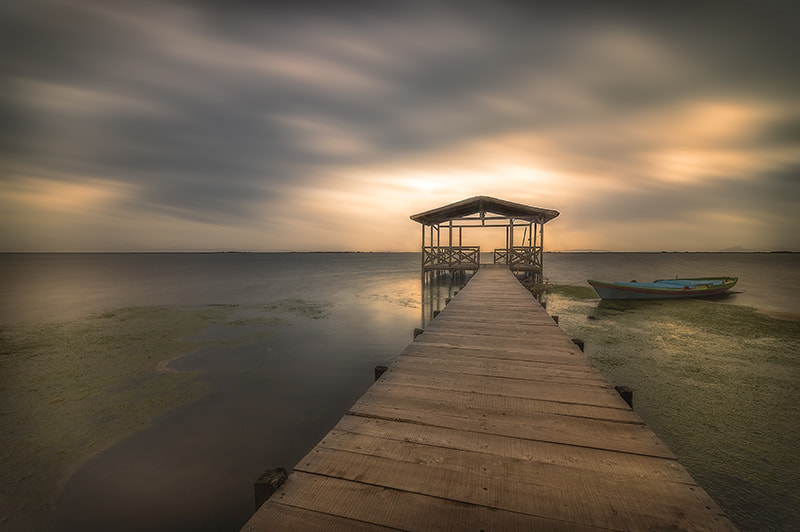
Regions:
[[421, 223, 426, 270], [509, 219, 514, 267], [538, 220, 545, 282], [449, 220, 453, 247]]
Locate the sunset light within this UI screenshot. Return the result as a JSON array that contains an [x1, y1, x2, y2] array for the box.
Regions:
[[2, 4, 799, 531], [1, 1, 797, 252]]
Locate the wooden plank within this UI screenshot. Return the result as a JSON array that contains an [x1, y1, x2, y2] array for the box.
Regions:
[[326, 416, 689, 482], [401, 341, 592, 366], [262, 472, 610, 532], [418, 319, 565, 332], [247, 501, 399, 531], [356, 382, 639, 423], [347, 401, 673, 458], [296, 442, 733, 531], [381, 366, 620, 406], [387, 352, 611, 385], [240, 265, 737, 531], [376, 369, 628, 411], [414, 330, 583, 351]]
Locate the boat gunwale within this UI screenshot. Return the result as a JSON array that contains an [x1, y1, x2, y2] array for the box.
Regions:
[[587, 277, 738, 297]]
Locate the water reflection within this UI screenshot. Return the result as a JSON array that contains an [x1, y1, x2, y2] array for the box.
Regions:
[[420, 270, 473, 327]]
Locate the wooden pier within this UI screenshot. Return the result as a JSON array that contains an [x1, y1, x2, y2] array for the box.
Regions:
[[241, 265, 736, 531]]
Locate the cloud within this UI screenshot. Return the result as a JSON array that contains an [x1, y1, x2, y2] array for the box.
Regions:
[[1, 0, 798, 251]]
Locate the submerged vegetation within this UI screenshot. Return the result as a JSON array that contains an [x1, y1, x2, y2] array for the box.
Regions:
[[263, 298, 332, 319], [520, 279, 597, 301], [533, 283, 800, 532], [0, 299, 331, 530], [0, 306, 213, 528]]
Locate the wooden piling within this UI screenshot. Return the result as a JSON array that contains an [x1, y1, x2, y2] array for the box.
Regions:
[[616, 385, 634, 408], [253, 467, 287, 511]]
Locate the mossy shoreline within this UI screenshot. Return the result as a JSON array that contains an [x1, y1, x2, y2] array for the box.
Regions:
[[0, 299, 327, 530], [525, 282, 800, 531], [0, 306, 217, 528]]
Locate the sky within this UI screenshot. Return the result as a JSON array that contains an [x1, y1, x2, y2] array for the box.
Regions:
[[1, 0, 799, 252]]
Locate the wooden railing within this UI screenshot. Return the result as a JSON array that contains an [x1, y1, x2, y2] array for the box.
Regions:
[[493, 248, 509, 265], [422, 246, 480, 270], [493, 246, 543, 270]]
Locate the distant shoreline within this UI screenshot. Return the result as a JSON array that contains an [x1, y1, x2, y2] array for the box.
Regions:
[[546, 250, 799, 254], [1, 250, 797, 255]]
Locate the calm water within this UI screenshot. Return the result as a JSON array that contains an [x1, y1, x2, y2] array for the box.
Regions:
[[544, 251, 800, 315], [1, 252, 798, 531]]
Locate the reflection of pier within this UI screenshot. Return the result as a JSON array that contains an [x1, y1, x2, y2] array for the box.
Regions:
[[420, 266, 471, 328], [242, 265, 735, 531], [411, 196, 560, 282]]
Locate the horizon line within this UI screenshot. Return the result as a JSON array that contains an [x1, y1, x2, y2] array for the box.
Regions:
[[1, 249, 797, 254]]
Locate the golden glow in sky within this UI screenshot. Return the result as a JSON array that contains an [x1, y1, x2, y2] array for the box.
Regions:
[[1, 2, 798, 252]]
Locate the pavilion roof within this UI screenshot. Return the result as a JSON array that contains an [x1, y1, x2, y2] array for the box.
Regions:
[[410, 196, 560, 225]]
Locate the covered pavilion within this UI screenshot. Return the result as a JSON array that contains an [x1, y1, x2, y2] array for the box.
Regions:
[[410, 196, 560, 282]]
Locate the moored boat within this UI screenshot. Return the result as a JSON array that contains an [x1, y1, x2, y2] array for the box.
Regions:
[[588, 277, 738, 300]]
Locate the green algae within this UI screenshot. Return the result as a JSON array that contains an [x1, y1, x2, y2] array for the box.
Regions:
[[263, 299, 332, 319], [359, 292, 419, 308], [547, 284, 598, 300], [0, 306, 229, 526], [520, 281, 601, 304], [0, 298, 331, 529], [542, 290, 800, 532]]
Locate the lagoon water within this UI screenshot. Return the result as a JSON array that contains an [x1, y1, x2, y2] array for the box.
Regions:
[[1, 252, 798, 531]]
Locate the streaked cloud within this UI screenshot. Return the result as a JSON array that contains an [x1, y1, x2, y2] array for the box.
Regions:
[[1, 0, 798, 251]]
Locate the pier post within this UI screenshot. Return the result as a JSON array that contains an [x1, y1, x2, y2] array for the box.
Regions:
[[615, 386, 634, 408], [254, 467, 288, 510], [374, 365, 388, 381]]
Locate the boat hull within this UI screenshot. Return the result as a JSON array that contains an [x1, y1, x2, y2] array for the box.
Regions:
[[588, 277, 738, 300]]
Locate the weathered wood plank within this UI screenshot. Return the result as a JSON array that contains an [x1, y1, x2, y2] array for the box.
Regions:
[[387, 352, 611, 385], [240, 265, 737, 531], [357, 382, 639, 423], [401, 341, 592, 365], [296, 443, 732, 531], [376, 369, 628, 410], [261, 471, 610, 532], [414, 330, 583, 351], [325, 416, 690, 482], [347, 401, 672, 458], [246, 501, 400, 531]]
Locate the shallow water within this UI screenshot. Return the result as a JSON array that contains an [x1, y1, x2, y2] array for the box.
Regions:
[[544, 292, 800, 532], [1, 252, 798, 531], [1, 253, 423, 531], [544, 252, 800, 315]]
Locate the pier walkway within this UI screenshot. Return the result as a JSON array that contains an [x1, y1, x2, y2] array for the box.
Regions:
[[241, 265, 736, 531]]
